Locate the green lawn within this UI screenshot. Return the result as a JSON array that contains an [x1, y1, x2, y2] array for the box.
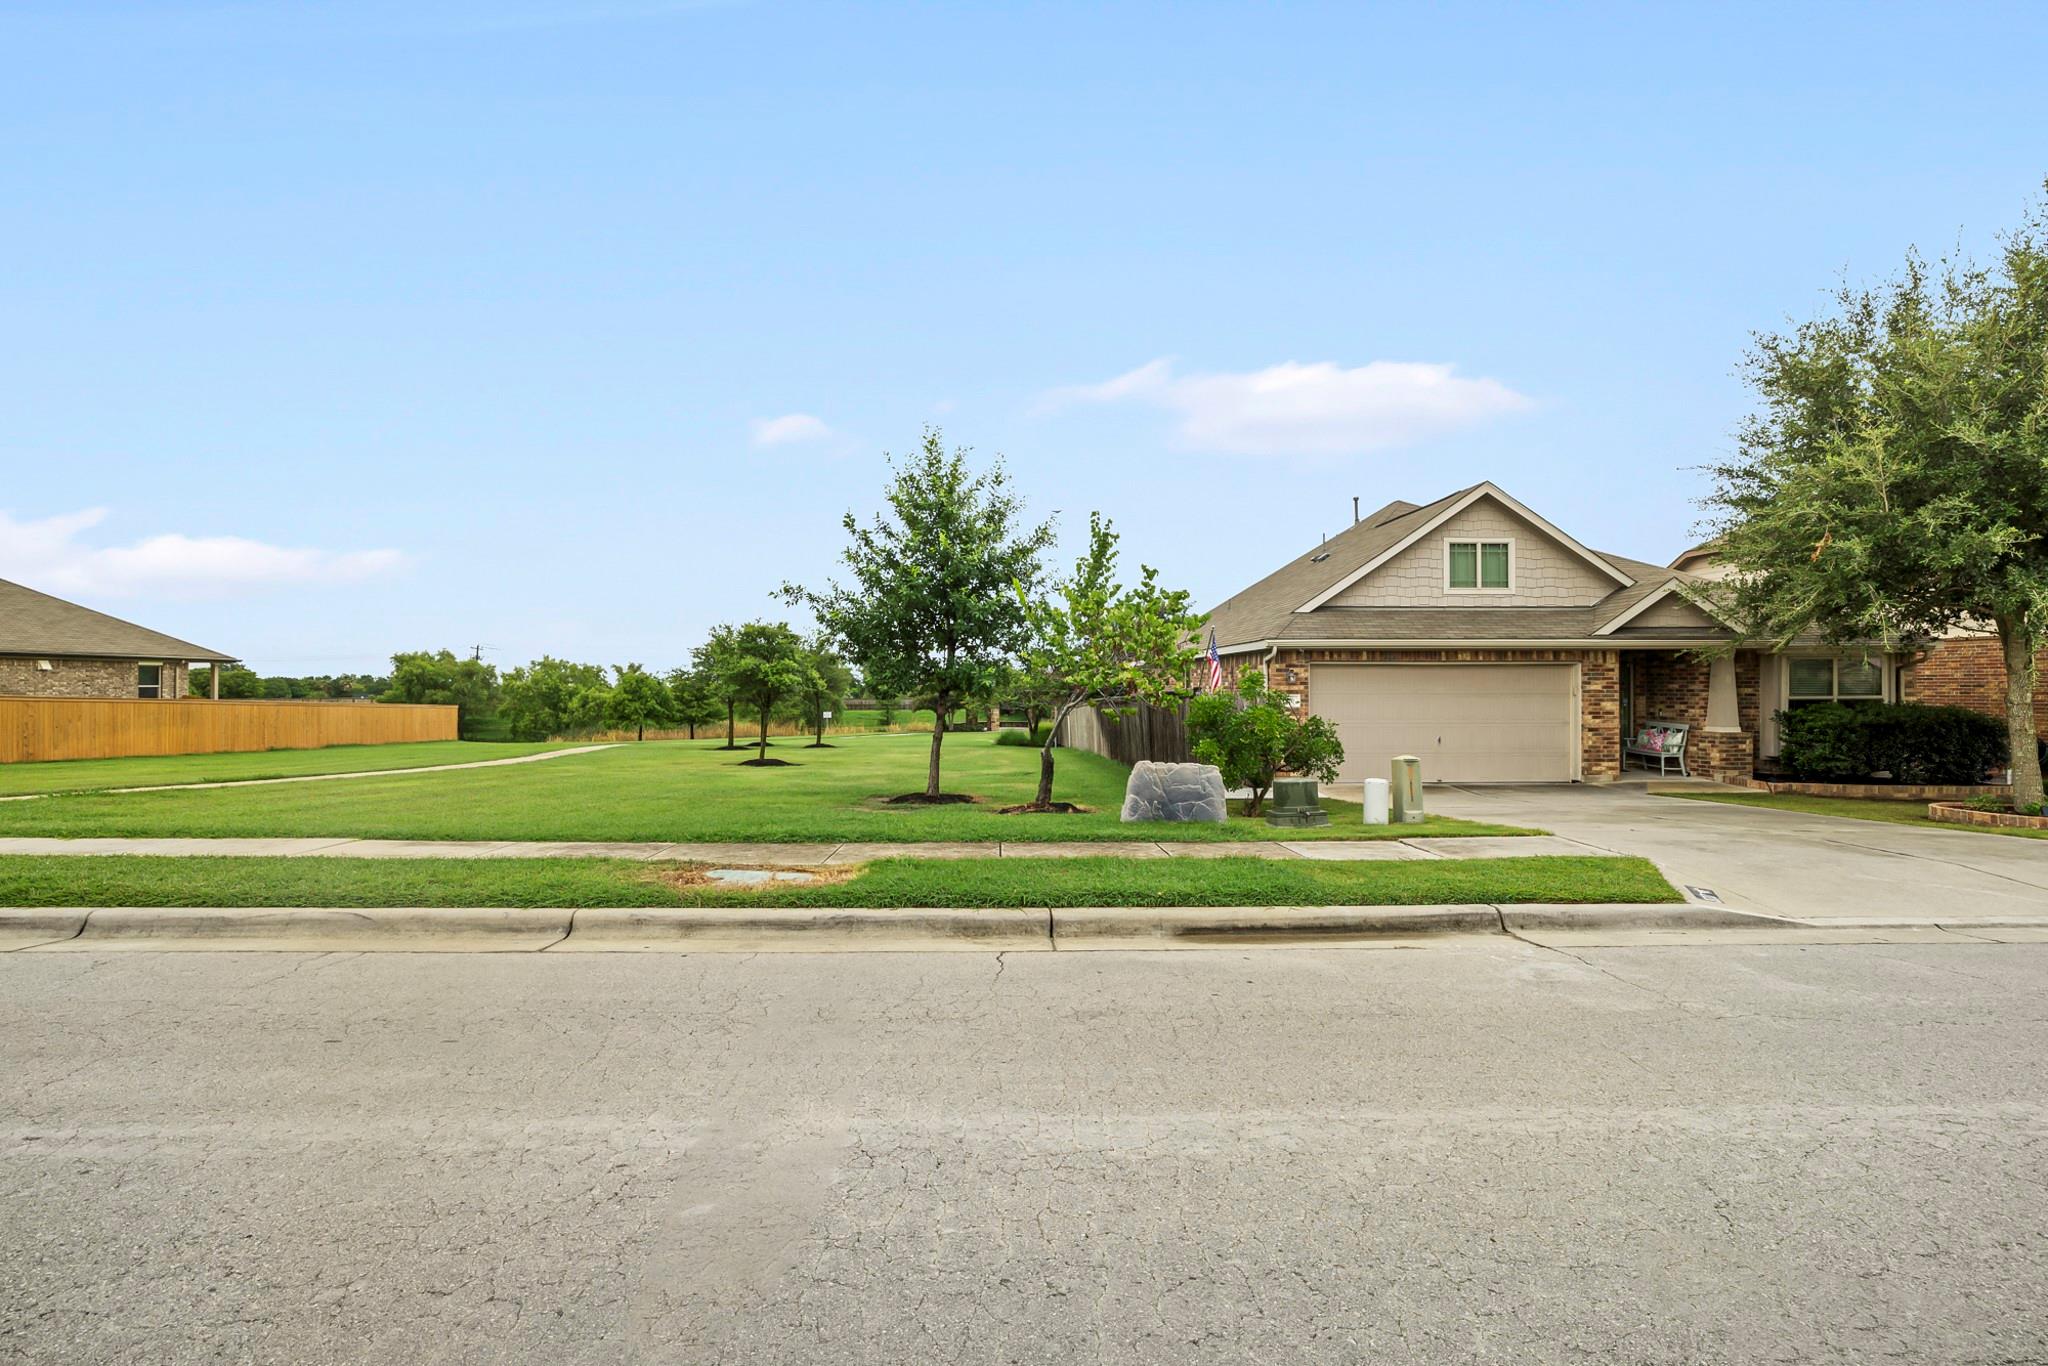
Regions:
[[0, 740, 578, 797], [1660, 789, 2048, 839], [0, 853, 1676, 909], [0, 733, 1539, 844]]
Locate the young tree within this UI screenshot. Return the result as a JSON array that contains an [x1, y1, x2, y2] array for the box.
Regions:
[[664, 667, 723, 740], [1188, 672, 1345, 816], [606, 663, 673, 741], [796, 637, 855, 748], [501, 657, 609, 740], [1015, 513, 1206, 808], [783, 429, 1053, 798], [1703, 194, 2048, 808], [717, 621, 809, 761], [692, 626, 747, 750]]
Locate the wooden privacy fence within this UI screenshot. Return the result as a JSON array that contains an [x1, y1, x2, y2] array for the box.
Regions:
[[0, 697, 458, 764], [1054, 699, 1192, 767]]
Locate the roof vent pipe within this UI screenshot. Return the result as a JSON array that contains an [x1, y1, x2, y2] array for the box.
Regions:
[[1352, 496, 1359, 523]]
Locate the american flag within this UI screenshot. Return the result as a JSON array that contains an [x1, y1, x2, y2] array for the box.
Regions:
[[1205, 631, 1223, 692]]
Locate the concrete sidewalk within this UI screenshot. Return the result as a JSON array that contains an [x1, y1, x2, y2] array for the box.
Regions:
[[0, 833, 1599, 862]]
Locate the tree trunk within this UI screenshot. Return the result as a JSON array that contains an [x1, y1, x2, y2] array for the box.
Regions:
[[725, 700, 735, 749], [926, 696, 948, 798], [759, 701, 771, 760], [1997, 614, 2044, 809], [637, 723, 645, 742], [687, 721, 696, 739], [1035, 699, 1080, 808]]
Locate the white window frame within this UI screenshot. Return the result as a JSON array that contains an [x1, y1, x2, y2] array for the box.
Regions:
[[1783, 653, 1888, 708], [136, 661, 163, 699], [1445, 537, 1515, 593]]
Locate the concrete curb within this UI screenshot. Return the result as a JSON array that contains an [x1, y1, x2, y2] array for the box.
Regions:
[[1052, 905, 1503, 949], [556, 906, 1050, 953], [41, 906, 574, 952], [4, 904, 2036, 953]]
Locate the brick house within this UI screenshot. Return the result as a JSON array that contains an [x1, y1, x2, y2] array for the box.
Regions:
[[1204, 484, 1906, 785], [0, 578, 235, 701]]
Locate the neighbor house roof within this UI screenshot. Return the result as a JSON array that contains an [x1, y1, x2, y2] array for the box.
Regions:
[[1203, 486, 1737, 651], [0, 578, 235, 663]]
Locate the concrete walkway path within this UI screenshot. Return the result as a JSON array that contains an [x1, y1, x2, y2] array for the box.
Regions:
[[0, 744, 619, 803], [0, 833, 1598, 862]]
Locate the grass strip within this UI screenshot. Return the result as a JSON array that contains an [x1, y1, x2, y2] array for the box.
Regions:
[[1660, 790, 2048, 840], [0, 737, 1539, 843], [0, 740, 578, 797], [0, 854, 1678, 909]]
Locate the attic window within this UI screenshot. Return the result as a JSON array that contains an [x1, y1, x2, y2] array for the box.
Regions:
[[1447, 539, 1512, 591]]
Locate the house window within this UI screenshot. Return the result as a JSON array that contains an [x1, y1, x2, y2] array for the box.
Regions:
[[1786, 656, 1884, 708], [137, 663, 162, 699], [1447, 539, 1511, 590]]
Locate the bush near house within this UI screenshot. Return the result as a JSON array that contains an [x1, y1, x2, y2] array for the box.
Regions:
[[1775, 702, 2008, 784]]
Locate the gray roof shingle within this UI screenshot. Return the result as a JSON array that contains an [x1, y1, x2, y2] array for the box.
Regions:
[[0, 579, 234, 662], [1203, 489, 1726, 649]]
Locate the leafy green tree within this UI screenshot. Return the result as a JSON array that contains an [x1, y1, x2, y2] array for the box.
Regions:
[[1016, 513, 1206, 808], [1188, 672, 1344, 816], [716, 621, 810, 761], [605, 663, 673, 741], [566, 680, 613, 735], [501, 657, 610, 741], [1703, 195, 2048, 807], [693, 625, 747, 750], [796, 637, 855, 747], [188, 665, 263, 699], [383, 650, 501, 738], [665, 667, 723, 740], [783, 429, 1053, 798]]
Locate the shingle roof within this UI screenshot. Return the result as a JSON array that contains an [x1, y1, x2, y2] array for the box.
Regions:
[[0, 579, 234, 662], [1203, 489, 1730, 649]]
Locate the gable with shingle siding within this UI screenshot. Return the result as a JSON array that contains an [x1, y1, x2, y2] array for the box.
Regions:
[[1321, 497, 1617, 609]]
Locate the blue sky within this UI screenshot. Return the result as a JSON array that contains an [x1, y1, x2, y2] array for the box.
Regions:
[[3, 0, 2044, 675]]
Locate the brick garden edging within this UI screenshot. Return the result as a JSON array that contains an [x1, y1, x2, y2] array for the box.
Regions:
[[1745, 778, 2009, 801], [1927, 802, 2048, 831]]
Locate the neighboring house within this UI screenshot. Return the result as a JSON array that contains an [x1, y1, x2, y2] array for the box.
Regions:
[[0, 578, 235, 701], [1203, 483, 1910, 785]]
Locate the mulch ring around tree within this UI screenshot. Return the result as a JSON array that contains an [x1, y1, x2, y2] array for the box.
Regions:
[[739, 758, 798, 767], [995, 802, 1091, 815], [883, 792, 978, 806]]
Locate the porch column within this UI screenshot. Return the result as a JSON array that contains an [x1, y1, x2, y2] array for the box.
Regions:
[[210, 664, 220, 700], [1706, 654, 1739, 731]]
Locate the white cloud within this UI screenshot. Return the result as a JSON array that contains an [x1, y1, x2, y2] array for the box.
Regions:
[[0, 508, 407, 600], [1044, 357, 1531, 456], [749, 413, 834, 448]]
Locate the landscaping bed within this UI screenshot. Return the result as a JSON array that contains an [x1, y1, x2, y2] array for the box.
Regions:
[[0, 853, 1678, 909], [1744, 778, 2010, 802], [1662, 789, 2048, 839], [1928, 801, 2048, 832]]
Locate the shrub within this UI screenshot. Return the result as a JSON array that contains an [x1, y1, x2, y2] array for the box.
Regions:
[[993, 726, 1047, 747], [1188, 672, 1344, 815], [1776, 702, 2007, 784]]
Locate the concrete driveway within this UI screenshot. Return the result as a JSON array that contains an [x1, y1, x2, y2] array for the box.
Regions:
[[1422, 782, 2048, 920]]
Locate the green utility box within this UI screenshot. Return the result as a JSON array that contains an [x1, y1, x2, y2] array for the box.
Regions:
[[1391, 755, 1425, 824], [1265, 777, 1330, 828]]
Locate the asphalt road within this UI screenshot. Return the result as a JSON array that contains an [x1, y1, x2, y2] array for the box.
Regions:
[[5, 942, 2046, 1365]]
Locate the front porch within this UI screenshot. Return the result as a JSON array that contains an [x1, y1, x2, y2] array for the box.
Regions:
[[1615, 649, 1760, 785]]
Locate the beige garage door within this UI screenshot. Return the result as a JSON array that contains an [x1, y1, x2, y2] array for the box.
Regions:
[[1312, 664, 1579, 784]]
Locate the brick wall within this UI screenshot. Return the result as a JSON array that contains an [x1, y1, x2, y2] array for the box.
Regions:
[[1261, 646, 1624, 782], [1628, 650, 1759, 783], [0, 657, 187, 700], [1903, 637, 2048, 730]]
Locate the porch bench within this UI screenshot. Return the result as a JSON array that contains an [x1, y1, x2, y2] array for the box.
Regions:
[[1625, 720, 1691, 777]]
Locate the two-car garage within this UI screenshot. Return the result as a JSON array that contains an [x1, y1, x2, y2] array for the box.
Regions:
[[1312, 663, 1581, 784]]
